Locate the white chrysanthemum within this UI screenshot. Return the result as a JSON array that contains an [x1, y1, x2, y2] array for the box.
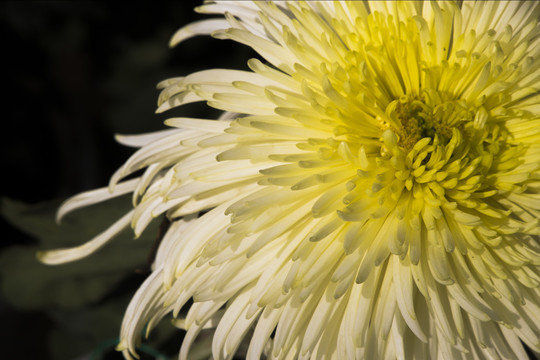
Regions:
[[40, 1, 540, 359]]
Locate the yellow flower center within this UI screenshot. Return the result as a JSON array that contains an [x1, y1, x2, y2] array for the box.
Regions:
[[386, 92, 467, 150]]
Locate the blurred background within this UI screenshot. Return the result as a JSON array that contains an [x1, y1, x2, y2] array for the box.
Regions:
[[0, 1, 254, 359]]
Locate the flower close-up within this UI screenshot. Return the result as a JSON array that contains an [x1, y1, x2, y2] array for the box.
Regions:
[[39, 1, 540, 359]]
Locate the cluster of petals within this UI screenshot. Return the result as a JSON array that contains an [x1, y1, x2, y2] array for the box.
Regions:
[[41, 1, 540, 359]]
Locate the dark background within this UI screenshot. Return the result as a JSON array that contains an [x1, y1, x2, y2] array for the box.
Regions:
[[1, 0, 253, 208], [0, 1, 254, 359]]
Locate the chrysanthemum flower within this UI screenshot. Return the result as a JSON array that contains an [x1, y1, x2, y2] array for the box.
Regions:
[[39, 1, 540, 359]]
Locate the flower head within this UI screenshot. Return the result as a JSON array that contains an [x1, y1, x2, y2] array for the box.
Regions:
[[40, 1, 540, 359]]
